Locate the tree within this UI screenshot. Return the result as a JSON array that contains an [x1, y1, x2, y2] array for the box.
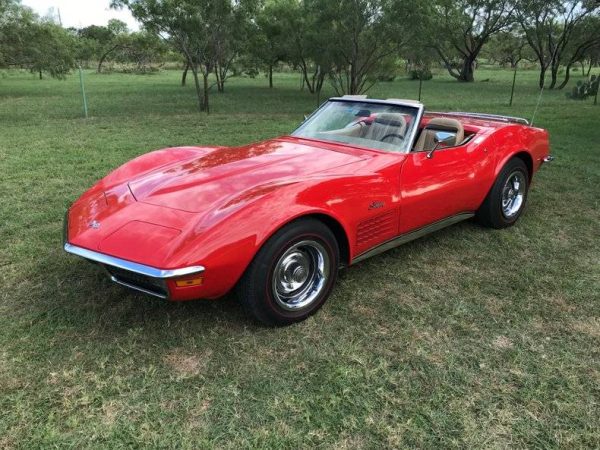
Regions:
[[78, 20, 129, 73], [284, 0, 329, 94], [1, 0, 75, 78], [485, 29, 534, 68], [431, 0, 515, 82], [212, 0, 257, 92], [112, 0, 252, 113], [247, 0, 291, 88], [556, 15, 600, 89], [26, 21, 75, 78], [315, 0, 423, 95], [516, 0, 600, 89], [115, 31, 170, 72]]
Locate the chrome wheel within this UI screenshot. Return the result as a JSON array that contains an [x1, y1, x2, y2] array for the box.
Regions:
[[501, 171, 526, 218], [272, 240, 330, 311]]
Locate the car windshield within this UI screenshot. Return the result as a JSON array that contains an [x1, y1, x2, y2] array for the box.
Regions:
[[292, 100, 421, 153]]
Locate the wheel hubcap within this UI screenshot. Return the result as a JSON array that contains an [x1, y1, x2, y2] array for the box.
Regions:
[[502, 171, 526, 218], [272, 240, 330, 311]]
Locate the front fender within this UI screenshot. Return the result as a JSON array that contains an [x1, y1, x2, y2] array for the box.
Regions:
[[163, 172, 395, 299]]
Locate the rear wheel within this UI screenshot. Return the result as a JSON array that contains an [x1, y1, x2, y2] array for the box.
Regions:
[[237, 218, 339, 326], [477, 157, 529, 229]]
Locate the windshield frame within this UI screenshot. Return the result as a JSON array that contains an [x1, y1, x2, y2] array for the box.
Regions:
[[292, 98, 425, 154]]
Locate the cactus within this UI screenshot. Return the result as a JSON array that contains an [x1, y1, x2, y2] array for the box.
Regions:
[[566, 75, 599, 100]]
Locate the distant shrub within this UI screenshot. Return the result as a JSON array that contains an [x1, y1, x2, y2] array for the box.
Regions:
[[244, 68, 259, 78], [377, 73, 396, 82], [409, 67, 432, 81]]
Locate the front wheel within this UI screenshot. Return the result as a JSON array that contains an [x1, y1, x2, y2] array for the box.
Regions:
[[237, 218, 339, 326], [477, 157, 529, 229]]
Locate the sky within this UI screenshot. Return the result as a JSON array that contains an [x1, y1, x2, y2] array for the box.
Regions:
[[21, 0, 140, 30]]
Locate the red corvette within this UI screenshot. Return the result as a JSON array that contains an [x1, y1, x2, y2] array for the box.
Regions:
[[64, 97, 552, 325]]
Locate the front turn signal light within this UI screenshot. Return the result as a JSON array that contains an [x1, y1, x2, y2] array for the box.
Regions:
[[175, 277, 203, 288]]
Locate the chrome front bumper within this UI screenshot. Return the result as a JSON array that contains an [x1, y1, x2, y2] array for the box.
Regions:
[[63, 212, 204, 299]]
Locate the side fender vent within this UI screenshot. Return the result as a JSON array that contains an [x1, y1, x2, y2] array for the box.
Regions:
[[356, 210, 396, 249]]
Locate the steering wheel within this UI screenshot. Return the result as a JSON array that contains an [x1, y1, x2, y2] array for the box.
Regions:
[[381, 134, 404, 143]]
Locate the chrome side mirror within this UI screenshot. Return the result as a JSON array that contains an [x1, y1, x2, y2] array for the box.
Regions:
[[427, 131, 456, 159]]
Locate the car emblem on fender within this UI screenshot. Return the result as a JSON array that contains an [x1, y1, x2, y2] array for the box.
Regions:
[[89, 220, 101, 229]]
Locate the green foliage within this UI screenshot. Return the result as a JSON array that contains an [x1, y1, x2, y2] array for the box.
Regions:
[[429, 0, 514, 82], [516, 0, 600, 89], [112, 0, 259, 111], [409, 65, 433, 81], [485, 30, 535, 68], [245, 0, 297, 87], [0, 2, 75, 78], [310, 0, 427, 95]]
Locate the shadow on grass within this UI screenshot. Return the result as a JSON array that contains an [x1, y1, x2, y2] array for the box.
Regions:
[[32, 218, 488, 341]]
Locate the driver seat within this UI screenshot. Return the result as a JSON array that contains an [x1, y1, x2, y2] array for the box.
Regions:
[[362, 113, 407, 144], [413, 117, 464, 152]]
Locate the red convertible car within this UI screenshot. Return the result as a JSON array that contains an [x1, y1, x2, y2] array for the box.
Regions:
[[64, 97, 552, 325]]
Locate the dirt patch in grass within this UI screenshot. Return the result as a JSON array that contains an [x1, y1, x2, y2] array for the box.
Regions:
[[571, 318, 600, 338], [163, 348, 213, 378], [492, 335, 514, 350]]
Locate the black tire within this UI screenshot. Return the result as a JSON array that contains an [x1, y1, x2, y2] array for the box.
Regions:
[[476, 157, 529, 229], [237, 218, 339, 326]]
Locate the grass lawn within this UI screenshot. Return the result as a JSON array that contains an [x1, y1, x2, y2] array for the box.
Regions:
[[1, 67, 599, 448]]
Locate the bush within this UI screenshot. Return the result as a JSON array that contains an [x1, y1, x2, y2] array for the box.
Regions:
[[376, 73, 396, 82], [409, 67, 432, 80]]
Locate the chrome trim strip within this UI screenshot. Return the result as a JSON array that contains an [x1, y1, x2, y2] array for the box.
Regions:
[[64, 243, 205, 278], [109, 276, 168, 299], [430, 111, 529, 125], [351, 213, 475, 265]]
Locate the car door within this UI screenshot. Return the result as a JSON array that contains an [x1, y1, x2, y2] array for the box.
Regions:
[[398, 138, 494, 234]]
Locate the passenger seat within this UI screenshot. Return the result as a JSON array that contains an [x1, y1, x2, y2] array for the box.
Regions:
[[413, 117, 464, 151]]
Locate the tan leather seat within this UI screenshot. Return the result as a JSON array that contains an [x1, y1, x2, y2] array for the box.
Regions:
[[413, 117, 464, 152], [362, 113, 407, 144]]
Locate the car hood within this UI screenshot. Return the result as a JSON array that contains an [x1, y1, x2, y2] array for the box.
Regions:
[[127, 138, 368, 213]]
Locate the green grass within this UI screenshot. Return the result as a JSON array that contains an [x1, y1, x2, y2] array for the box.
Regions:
[[1, 67, 599, 448]]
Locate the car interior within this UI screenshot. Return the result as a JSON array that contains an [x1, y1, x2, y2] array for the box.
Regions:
[[322, 114, 476, 154], [294, 101, 478, 153], [321, 112, 408, 147]]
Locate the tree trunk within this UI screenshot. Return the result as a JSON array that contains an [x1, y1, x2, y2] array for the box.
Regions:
[[39, 69, 42, 80], [458, 56, 475, 82], [190, 65, 205, 113], [538, 66, 546, 89], [97, 45, 118, 73], [203, 72, 210, 114], [181, 62, 189, 86], [268, 64, 273, 88], [214, 65, 222, 93], [509, 67, 517, 106], [300, 62, 316, 93], [350, 62, 358, 94], [558, 63, 572, 90], [549, 62, 559, 89]]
